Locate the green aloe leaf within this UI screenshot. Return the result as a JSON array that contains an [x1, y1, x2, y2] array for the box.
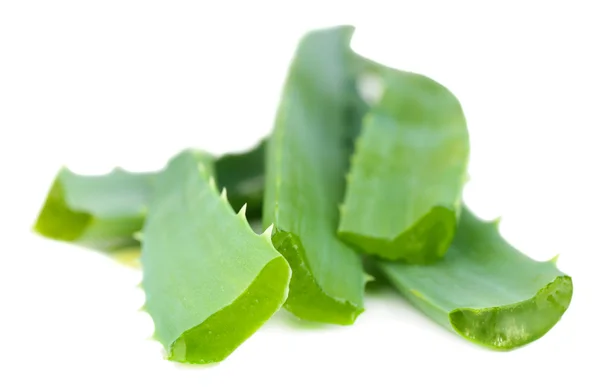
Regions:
[[34, 140, 266, 251], [263, 26, 366, 325], [141, 150, 290, 364], [339, 58, 470, 263], [34, 167, 154, 252], [376, 207, 572, 350]]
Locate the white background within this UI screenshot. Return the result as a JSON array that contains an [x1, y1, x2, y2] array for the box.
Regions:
[[1, 1, 599, 386]]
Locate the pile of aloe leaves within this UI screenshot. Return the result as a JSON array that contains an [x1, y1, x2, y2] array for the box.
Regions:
[[34, 25, 572, 364]]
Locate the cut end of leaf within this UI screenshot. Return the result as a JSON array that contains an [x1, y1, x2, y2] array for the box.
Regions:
[[272, 229, 364, 325], [449, 275, 573, 350], [339, 206, 456, 263], [167, 256, 291, 364], [33, 170, 92, 241]]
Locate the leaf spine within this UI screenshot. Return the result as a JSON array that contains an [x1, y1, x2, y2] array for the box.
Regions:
[[208, 176, 217, 192], [238, 203, 247, 219], [262, 224, 274, 239], [220, 187, 228, 201]]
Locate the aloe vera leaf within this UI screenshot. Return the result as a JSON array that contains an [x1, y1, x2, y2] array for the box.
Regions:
[[338, 59, 470, 263], [34, 141, 266, 251], [34, 167, 154, 251], [376, 207, 573, 350], [141, 150, 290, 364], [263, 26, 365, 325]]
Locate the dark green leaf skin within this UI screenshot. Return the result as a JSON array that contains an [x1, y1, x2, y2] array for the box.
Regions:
[[215, 139, 266, 220], [377, 208, 573, 350], [34, 141, 267, 251], [141, 151, 290, 364], [339, 60, 469, 263], [263, 26, 366, 324]]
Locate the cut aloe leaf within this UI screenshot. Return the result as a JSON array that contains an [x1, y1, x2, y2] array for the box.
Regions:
[[263, 26, 366, 325], [339, 59, 470, 263], [34, 140, 266, 251], [376, 207, 572, 350], [34, 167, 155, 251], [141, 150, 290, 364]]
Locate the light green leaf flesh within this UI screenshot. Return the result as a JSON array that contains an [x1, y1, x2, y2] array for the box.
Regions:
[[339, 61, 469, 263], [377, 208, 572, 350], [34, 141, 267, 251], [141, 151, 290, 364], [263, 26, 365, 324]]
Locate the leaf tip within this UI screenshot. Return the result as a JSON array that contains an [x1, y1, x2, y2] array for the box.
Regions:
[[220, 187, 228, 201], [550, 254, 560, 265], [133, 232, 144, 242]]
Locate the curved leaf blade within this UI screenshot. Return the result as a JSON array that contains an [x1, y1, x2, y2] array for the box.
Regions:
[[376, 208, 572, 350], [141, 150, 290, 364], [339, 61, 469, 263], [263, 26, 366, 324]]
